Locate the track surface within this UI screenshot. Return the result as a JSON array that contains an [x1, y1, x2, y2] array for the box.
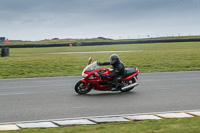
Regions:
[[0, 71, 200, 123]]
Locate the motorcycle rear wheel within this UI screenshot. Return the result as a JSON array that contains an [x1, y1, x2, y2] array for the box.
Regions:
[[120, 78, 136, 92], [75, 81, 92, 94]]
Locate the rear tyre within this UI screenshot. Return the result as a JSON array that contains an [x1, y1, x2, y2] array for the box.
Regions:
[[75, 81, 92, 94], [120, 78, 136, 92]]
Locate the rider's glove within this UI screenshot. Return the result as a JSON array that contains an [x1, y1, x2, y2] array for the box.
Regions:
[[97, 62, 101, 66]]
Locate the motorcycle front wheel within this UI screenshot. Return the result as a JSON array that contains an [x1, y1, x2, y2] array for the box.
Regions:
[[75, 81, 92, 94]]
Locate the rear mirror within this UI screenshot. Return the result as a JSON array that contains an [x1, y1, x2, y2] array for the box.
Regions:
[[88, 57, 92, 65]]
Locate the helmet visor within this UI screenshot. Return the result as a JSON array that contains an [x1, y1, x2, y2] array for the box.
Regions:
[[110, 58, 117, 65]]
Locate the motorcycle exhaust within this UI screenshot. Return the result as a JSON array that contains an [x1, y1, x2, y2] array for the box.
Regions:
[[121, 83, 139, 91]]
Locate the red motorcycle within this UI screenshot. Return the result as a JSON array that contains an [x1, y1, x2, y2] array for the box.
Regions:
[[75, 57, 139, 94]]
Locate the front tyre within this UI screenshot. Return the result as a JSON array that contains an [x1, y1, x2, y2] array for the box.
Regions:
[[75, 81, 92, 94]]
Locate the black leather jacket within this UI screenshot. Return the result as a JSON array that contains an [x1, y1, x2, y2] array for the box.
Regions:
[[100, 60, 125, 78]]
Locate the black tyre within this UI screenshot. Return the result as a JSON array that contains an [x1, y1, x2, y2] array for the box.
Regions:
[[75, 81, 92, 94], [120, 78, 136, 92]]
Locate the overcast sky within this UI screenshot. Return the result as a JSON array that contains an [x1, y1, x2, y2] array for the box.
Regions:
[[0, 0, 200, 40]]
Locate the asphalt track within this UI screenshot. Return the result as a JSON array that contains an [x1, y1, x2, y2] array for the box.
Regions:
[[0, 71, 200, 123]]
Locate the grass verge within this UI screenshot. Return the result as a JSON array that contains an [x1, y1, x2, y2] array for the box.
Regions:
[[0, 42, 200, 79], [2, 117, 200, 133]]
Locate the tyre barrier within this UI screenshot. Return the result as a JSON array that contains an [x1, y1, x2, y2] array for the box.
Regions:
[[0, 47, 9, 57], [1, 38, 200, 48]]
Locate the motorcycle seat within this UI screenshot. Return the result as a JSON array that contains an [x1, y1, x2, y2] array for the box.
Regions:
[[123, 68, 137, 78]]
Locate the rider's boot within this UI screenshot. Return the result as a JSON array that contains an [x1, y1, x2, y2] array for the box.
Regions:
[[110, 82, 123, 91], [108, 83, 115, 91], [115, 83, 123, 91]]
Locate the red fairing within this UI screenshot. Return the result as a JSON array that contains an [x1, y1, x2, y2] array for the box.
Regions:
[[80, 78, 89, 88]]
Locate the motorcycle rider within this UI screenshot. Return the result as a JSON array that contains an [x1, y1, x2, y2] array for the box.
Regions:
[[98, 54, 125, 91]]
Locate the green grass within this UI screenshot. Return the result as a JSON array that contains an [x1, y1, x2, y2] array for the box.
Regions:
[[0, 42, 200, 79], [2, 117, 200, 133]]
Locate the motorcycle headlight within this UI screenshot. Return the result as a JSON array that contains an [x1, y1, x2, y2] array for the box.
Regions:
[[82, 73, 88, 78]]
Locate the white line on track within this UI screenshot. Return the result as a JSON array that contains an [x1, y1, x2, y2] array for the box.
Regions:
[[50, 50, 142, 54], [12, 50, 143, 55]]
